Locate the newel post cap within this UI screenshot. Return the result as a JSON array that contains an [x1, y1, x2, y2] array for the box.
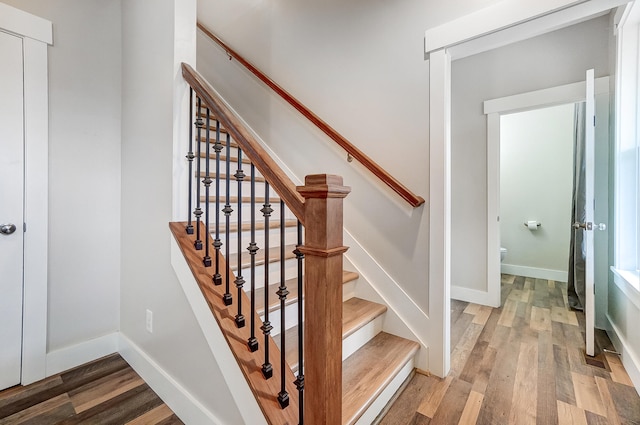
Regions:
[[296, 174, 351, 199]]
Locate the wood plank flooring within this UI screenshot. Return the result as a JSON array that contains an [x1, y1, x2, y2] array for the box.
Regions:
[[380, 275, 640, 425], [0, 353, 182, 424]]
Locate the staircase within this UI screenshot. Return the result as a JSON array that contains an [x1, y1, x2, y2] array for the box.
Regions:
[[196, 110, 419, 424]]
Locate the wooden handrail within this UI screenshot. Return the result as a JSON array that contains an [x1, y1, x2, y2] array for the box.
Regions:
[[197, 22, 426, 208], [181, 63, 306, 223]]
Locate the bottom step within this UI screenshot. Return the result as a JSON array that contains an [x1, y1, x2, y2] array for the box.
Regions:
[[342, 332, 419, 425]]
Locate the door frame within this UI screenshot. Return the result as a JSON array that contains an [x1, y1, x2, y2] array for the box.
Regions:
[[0, 3, 51, 385], [484, 77, 610, 309], [425, 0, 623, 376]]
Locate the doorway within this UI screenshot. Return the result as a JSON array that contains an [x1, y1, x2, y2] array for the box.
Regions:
[[0, 29, 25, 390], [484, 78, 610, 327]]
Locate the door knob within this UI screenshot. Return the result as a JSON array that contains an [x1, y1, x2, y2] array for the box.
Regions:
[[573, 222, 606, 231], [0, 223, 17, 235]]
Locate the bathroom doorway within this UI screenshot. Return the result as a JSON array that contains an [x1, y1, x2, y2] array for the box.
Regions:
[[484, 78, 610, 327]]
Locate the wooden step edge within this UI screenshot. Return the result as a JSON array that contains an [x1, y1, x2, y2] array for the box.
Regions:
[[228, 244, 297, 271], [198, 135, 237, 147], [197, 172, 267, 183], [199, 152, 250, 164], [256, 270, 359, 316], [342, 297, 387, 339], [169, 221, 299, 424], [199, 195, 282, 204], [342, 333, 420, 425], [209, 219, 298, 234]]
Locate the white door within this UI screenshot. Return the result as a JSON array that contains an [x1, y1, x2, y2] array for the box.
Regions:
[[582, 68, 599, 357], [0, 30, 25, 390]]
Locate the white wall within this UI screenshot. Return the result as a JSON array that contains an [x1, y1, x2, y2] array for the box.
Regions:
[[0, 0, 122, 354], [120, 1, 243, 423], [451, 15, 610, 294], [500, 103, 574, 279]]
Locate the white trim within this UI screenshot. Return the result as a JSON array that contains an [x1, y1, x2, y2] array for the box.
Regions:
[[46, 333, 119, 377], [428, 49, 451, 378], [484, 77, 610, 114], [119, 334, 229, 425], [486, 113, 502, 308], [0, 8, 51, 387], [170, 236, 266, 425], [500, 264, 569, 282], [606, 314, 640, 394], [484, 77, 609, 308], [451, 285, 502, 306], [425, 0, 629, 59], [0, 3, 52, 45], [611, 267, 640, 310]]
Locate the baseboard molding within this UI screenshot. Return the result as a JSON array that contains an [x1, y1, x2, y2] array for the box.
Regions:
[[606, 314, 640, 395], [118, 334, 228, 425], [500, 264, 567, 281], [451, 285, 499, 307], [46, 332, 119, 377]]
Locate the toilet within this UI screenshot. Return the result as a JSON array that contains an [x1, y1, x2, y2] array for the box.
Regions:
[[500, 247, 507, 262]]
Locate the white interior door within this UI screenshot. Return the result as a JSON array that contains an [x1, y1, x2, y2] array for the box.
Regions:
[[583, 68, 597, 357], [0, 30, 25, 390]]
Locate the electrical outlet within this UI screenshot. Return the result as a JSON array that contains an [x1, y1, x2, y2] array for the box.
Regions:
[[146, 309, 153, 333]]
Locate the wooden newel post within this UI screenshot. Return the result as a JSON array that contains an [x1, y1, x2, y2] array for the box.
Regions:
[[297, 174, 350, 424]]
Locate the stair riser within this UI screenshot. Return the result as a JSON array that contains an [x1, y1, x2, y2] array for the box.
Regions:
[[220, 228, 299, 254], [197, 201, 286, 221], [342, 315, 383, 361], [234, 257, 299, 291], [259, 301, 300, 339]]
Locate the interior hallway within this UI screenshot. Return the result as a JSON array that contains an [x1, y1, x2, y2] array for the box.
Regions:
[[380, 275, 640, 425]]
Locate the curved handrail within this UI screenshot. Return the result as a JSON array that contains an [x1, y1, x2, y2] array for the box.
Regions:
[[182, 63, 306, 223], [197, 22, 426, 208]]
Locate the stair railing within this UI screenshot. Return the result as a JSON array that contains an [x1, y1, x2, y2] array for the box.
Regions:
[[173, 62, 349, 424], [197, 22, 425, 208]]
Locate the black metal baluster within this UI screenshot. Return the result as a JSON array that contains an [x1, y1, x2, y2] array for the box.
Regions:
[[277, 200, 289, 408], [234, 150, 246, 328], [222, 133, 233, 306], [261, 183, 273, 379], [193, 97, 204, 250], [293, 221, 304, 424], [185, 89, 194, 235], [248, 164, 259, 351], [202, 108, 212, 267], [212, 120, 222, 285]]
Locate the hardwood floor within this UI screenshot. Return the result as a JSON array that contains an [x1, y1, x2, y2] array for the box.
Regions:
[[380, 275, 640, 425], [0, 353, 182, 424]]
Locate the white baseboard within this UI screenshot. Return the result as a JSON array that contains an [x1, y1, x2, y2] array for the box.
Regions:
[[500, 264, 567, 282], [606, 314, 640, 395], [46, 332, 119, 377], [118, 334, 228, 425], [451, 285, 499, 307]]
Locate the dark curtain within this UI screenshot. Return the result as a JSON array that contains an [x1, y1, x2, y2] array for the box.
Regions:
[[568, 102, 586, 311]]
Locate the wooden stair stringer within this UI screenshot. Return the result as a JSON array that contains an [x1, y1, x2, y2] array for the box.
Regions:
[[170, 221, 298, 425]]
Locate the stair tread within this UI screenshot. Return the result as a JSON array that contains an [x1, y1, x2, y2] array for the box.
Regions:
[[210, 219, 298, 234], [197, 172, 266, 183], [200, 195, 281, 204], [256, 270, 359, 316], [277, 296, 385, 371], [228, 243, 297, 271], [199, 151, 250, 164], [342, 332, 419, 425]]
